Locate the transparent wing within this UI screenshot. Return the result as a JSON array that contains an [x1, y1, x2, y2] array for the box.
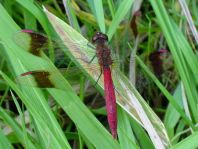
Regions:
[[13, 30, 96, 61], [13, 30, 135, 65], [15, 65, 102, 89], [14, 30, 139, 90]]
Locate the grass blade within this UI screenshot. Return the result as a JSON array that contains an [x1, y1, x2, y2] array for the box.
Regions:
[[107, 0, 134, 40], [88, 0, 106, 32]]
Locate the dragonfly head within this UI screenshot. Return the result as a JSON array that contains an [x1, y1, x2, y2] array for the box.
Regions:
[[92, 32, 108, 44]]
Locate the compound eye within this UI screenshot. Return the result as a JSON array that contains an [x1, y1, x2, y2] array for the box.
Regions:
[[92, 35, 97, 43], [92, 32, 108, 43]]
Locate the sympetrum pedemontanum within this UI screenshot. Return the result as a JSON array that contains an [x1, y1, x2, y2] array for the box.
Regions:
[[15, 30, 119, 138]]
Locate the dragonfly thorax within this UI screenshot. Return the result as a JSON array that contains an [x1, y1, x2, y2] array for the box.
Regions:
[[96, 44, 112, 68]]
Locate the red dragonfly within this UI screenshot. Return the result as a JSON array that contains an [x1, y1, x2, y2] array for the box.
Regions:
[[15, 30, 118, 139], [92, 32, 117, 138]]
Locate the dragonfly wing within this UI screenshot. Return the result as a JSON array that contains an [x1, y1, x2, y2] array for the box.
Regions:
[[15, 62, 102, 89], [13, 30, 136, 67], [13, 30, 50, 56], [15, 70, 56, 88], [13, 30, 96, 59]]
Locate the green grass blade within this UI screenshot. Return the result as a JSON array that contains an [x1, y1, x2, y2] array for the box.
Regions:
[[23, 0, 37, 29], [130, 118, 155, 149], [0, 105, 36, 149], [15, 0, 55, 36], [0, 128, 14, 149], [107, 0, 134, 40], [107, 0, 115, 18], [164, 83, 183, 139], [90, 0, 106, 32], [10, 90, 29, 148], [62, 0, 81, 32], [117, 107, 139, 149], [170, 131, 198, 149]]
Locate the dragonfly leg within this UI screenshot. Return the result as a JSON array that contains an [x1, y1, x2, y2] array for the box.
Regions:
[[87, 42, 96, 63], [94, 69, 102, 86], [89, 55, 96, 64], [87, 42, 95, 49]]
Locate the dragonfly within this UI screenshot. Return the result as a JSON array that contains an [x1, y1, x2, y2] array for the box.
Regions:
[[14, 29, 119, 139]]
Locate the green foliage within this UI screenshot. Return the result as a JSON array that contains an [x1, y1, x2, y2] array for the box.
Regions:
[[0, 0, 198, 149]]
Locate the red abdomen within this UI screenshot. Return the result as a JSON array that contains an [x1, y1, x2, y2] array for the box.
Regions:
[[103, 67, 117, 138]]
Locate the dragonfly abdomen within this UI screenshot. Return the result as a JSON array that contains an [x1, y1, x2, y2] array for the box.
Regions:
[[103, 67, 117, 139]]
